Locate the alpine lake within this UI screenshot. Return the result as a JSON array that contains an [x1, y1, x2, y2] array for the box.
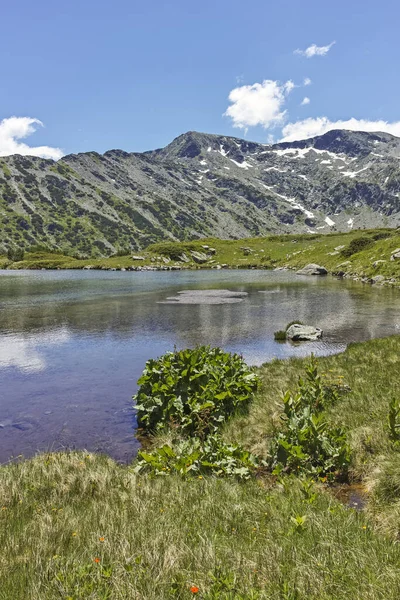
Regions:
[[0, 268, 399, 463]]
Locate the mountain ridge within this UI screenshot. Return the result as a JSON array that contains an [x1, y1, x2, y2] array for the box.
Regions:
[[1, 129, 400, 256]]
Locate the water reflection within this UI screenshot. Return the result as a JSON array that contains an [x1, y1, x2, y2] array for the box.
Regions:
[[0, 269, 399, 463]]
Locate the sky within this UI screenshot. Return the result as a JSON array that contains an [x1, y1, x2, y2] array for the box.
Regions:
[[1, 0, 400, 159]]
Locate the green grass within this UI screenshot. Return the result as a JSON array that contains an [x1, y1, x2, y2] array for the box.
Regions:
[[1, 453, 400, 600], [2, 337, 400, 598], [2, 228, 399, 284]]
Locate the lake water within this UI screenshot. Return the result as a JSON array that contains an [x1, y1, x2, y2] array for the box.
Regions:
[[0, 269, 399, 464]]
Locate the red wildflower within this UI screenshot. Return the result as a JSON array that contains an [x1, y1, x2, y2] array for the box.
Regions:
[[190, 586, 199, 594]]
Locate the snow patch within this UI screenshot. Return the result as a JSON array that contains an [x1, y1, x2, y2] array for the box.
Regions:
[[200, 159, 207, 166], [230, 159, 253, 169], [341, 166, 369, 178], [264, 166, 287, 173], [347, 218, 354, 229], [207, 146, 212, 152], [219, 144, 228, 157], [325, 216, 335, 227]]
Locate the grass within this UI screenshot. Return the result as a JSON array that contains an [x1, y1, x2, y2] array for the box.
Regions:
[[2, 337, 400, 598], [1, 453, 400, 600], [2, 228, 400, 284]]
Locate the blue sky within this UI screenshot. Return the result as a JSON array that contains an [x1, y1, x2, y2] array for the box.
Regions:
[[1, 0, 400, 159]]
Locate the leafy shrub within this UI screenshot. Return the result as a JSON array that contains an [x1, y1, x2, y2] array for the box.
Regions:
[[134, 346, 259, 436], [7, 246, 24, 261], [134, 435, 258, 480], [341, 236, 374, 258], [269, 357, 350, 480], [274, 330, 287, 341]]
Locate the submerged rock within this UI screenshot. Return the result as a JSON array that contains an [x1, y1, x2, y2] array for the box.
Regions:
[[286, 324, 323, 341], [296, 264, 328, 276]]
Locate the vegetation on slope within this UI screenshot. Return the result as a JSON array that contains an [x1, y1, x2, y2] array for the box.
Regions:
[[1, 228, 400, 285], [2, 337, 400, 598]]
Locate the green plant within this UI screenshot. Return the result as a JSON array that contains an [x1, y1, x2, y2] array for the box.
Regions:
[[269, 357, 350, 480], [134, 346, 259, 436], [274, 330, 287, 341], [340, 236, 374, 257], [7, 246, 24, 261], [134, 435, 258, 480], [388, 398, 400, 443]]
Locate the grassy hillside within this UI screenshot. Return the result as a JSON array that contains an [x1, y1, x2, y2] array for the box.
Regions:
[[2, 228, 400, 284], [2, 337, 400, 599]]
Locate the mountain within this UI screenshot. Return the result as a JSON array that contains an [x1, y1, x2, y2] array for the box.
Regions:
[[1, 129, 400, 256]]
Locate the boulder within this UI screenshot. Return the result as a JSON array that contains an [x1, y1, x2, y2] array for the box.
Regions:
[[286, 324, 323, 341], [190, 251, 208, 264], [371, 275, 385, 284], [390, 248, 400, 261], [296, 264, 328, 276], [132, 255, 145, 261]]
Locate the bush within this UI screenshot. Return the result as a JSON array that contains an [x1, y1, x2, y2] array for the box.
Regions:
[[134, 346, 259, 436], [341, 236, 374, 258], [7, 246, 24, 261], [269, 357, 351, 480], [134, 435, 258, 480]]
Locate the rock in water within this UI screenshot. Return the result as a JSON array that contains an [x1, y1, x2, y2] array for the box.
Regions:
[[286, 324, 323, 341], [296, 264, 328, 276]]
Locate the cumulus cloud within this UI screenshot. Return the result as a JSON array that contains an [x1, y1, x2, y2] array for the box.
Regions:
[[224, 79, 295, 130], [294, 42, 335, 58], [303, 77, 312, 86], [300, 97, 310, 106], [280, 117, 400, 142], [0, 117, 63, 160]]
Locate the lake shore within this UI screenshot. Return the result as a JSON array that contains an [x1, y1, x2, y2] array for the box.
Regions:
[[1, 335, 400, 598], [2, 228, 400, 288]]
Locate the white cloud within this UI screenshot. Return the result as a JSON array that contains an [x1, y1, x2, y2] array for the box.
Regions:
[[281, 117, 400, 142], [0, 117, 63, 160], [303, 77, 312, 86], [294, 42, 335, 58], [301, 97, 310, 106], [224, 79, 294, 130]]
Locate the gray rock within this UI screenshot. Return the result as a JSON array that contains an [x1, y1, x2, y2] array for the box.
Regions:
[[296, 263, 328, 276], [390, 249, 400, 261], [132, 255, 145, 261], [286, 324, 323, 341], [371, 275, 385, 284], [178, 253, 190, 263], [190, 251, 208, 264], [373, 260, 386, 267]]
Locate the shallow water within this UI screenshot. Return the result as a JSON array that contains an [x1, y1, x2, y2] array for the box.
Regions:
[[0, 269, 399, 463]]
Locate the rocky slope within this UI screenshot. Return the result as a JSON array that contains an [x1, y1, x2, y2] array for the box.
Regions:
[[1, 129, 400, 255]]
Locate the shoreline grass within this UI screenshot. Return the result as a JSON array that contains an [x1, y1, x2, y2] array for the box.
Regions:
[[1, 227, 400, 285], [2, 336, 400, 598]]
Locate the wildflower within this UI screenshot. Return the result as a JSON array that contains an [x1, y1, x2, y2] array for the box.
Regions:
[[190, 586, 199, 594], [94, 557, 101, 563], [1, 506, 7, 511], [72, 532, 78, 537], [362, 525, 367, 530], [99, 537, 105, 542], [198, 476, 203, 480]]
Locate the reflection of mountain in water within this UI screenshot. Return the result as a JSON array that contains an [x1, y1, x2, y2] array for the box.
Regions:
[[0, 269, 399, 464], [0, 270, 398, 350]]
